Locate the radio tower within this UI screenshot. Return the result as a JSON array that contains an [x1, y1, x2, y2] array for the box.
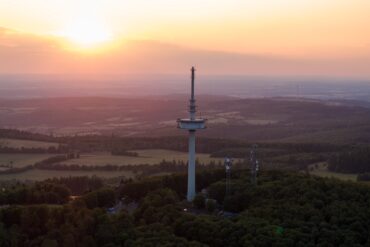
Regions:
[[177, 67, 207, 201], [224, 157, 233, 198], [250, 144, 259, 185]]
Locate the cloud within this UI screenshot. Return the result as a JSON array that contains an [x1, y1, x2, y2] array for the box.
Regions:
[[0, 27, 369, 78]]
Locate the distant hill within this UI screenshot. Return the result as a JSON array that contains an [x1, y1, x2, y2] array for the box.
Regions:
[[0, 96, 369, 144]]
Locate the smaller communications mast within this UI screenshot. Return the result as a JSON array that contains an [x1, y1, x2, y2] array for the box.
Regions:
[[224, 157, 233, 198], [250, 145, 259, 185], [177, 67, 206, 202]]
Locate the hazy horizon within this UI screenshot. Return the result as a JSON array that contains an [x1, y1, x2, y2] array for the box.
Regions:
[[1, 73, 370, 102]]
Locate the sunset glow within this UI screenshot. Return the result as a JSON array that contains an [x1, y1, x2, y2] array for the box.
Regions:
[[0, 0, 369, 77]]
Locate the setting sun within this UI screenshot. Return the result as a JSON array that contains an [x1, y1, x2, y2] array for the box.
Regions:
[[57, 16, 112, 48]]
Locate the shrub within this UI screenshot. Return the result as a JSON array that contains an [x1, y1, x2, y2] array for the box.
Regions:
[[193, 194, 206, 209]]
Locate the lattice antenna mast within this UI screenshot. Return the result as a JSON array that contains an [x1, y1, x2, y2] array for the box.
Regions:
[[225, 157, 233, 198], [250, 144, 259, 185]]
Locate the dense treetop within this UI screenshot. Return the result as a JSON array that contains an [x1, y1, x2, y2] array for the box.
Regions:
[[1, 170, 370, 246]]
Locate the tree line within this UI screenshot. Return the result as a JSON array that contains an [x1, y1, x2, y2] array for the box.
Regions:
[[0, 182, 70, 205], [0, 145, 69, 154], [44, 176, 104, 195], [0, 154, 78, 175], [0, 128, 55, 142], [328, 147, 370, 173]]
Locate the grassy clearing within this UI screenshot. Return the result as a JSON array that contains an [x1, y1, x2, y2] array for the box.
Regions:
[[0, 169, 135, 181], [0, 154, 57, 168], [62, 149, 226, 166], [309, 162, 357, 182], [0, 138, 59, 149]]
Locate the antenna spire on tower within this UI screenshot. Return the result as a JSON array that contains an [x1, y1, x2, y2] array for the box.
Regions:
[[191, 66, 195, 100], [189, 66, 196, 120]]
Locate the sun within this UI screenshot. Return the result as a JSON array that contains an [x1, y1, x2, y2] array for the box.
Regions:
[[58, 16, 113, 48]]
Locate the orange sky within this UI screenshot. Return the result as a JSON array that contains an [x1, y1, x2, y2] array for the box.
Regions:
[[0, 0, 370, 77]]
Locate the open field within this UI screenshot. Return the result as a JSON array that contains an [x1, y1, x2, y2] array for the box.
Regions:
[[0, 138, 59, 149], [0, 149, 228, 181], [309, 162, 357, 182], [0, 169, 135, 181], [0, 154, 56, 168], [62, 149, 226, 166]]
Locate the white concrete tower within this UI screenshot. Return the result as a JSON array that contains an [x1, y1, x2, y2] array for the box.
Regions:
[[177, 67, 206, 201]]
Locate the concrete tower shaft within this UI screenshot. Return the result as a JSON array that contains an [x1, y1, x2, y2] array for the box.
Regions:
[[187, 130, 196, 201]]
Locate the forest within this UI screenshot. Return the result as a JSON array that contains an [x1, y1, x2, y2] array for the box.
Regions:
[[1, 169, 370, 246]]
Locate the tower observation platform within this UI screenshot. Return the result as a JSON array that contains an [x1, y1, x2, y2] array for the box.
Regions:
[[177, 67, 206, 201]]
